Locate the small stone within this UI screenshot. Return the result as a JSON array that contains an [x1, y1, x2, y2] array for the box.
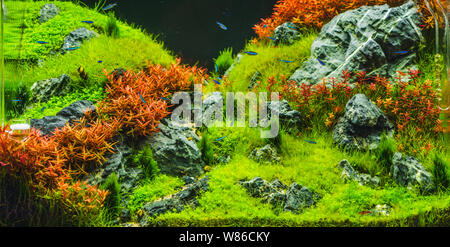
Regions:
[[39, 4, 60, 23], [391, 152, 433, 193], [248, 145, 281, 164]]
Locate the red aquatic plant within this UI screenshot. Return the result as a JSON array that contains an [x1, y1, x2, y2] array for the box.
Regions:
[[253, 0, 444, 40]]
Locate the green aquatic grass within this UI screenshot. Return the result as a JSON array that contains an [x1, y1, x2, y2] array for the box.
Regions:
[[143, 128, 450, 227], [206, 32, 316, 93], [21, 35, 174, 88]]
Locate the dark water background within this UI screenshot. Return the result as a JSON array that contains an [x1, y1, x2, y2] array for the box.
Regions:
[[80, 0, 277, 70]]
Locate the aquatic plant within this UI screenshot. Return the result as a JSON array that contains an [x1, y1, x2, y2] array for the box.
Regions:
[[101, 173, 121, 220], [100, 59, 208, 137], [375, 134, 396, 173], [214, 47, 234, 76], [133, 145, 160, 180], [105, 12, 120, 38], [253, 0, 445, 40], [199, 131, 215, 166], [432, 153, 449, 191]]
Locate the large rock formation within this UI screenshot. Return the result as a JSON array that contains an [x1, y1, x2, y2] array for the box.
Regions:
[[30, 74, 72, 103], [333, 94, 394, 151], [391, 152, 433, 193], [145, 119, 204, 178], [290, 1, 422, 85], [31, 100, 96, 136]]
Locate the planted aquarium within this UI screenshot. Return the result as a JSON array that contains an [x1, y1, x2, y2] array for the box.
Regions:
[[0, 0, 448, 231]]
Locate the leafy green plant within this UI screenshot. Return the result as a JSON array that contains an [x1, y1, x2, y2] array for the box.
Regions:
[[199, 131, 215, 166], [105, 12, 120, 38], [375, 134, 396, 173], [101, 173, 121, 220], [214, 47, 234, 76], [133, 145, 160, 180], [432, 153, 449, 192]]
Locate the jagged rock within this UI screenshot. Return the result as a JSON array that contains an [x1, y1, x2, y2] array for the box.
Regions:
[[224, 54, 244, 77], [145, 119, 204, 177], [240, 177, 319, 214], [283, 183, 320, 214], [239, 177, 278, 198], [182, 176, 196, 186], [266, 100, 302, 131], [31, 100, 96, 136], [248, 144, 281, 164], [61, 28, 98, 52], [391, 152, 433, 193], [272, 22, 301, 45], [84, 135, 142, 193], [248, 71, 262, 90], [290, 1, 422, 85], [30, 74, 72, 103], [333, 94, 394, 151], [202, 92, 223, 114], [370, 204, 391, 216], [140, 176, 209, 225], [337, 160, 380, 187], [39, 4, 60, 23]]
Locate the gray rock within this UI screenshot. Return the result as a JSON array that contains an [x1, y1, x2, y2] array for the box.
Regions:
[[146, 119, 204, 177], [290, 1, 422, 85], [202, 92, 223, 114], [284, 183, 319, 214], [337, 160, 380, 187], [39, 4, 60, 23], [224, 54, 244, 77], [183, 176, 196, 185], [239, 177, 319, 214], [272, 22, 301, 45], [31, 100, 96, 136], [391, 152, 433, 193], [266, 100, 302, 131], [333, 94, 394, 151], [239, 177, 278, 198], [370, 204, 391, 216], [61, 28, 98, 52], [248, 71, 262, 90], [84, 135, 143, 193], [248, 144, 281, 164], [30, 74, 72, 103], [140, 176, 209, 224]]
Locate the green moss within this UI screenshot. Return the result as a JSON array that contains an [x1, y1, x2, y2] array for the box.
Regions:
[[101, 173, 121, 220], [213, 47, 234, 76], [133, 145, 160, 180], [127, 175, 184, 216]]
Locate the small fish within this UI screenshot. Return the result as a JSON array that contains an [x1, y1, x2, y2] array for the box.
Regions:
[[78, 66, 88, 80], [264, 25, 268, 28], [66, 47, 80, 51], [215, 64, 218, 72], [358, 211, 372, 216], [217, 22, 228, 30], [12, 100, 20, 102], [215, 136, 227, 142], [317, 58, 325, 66], [244, 51, 258, 55], [82, 21, 94, 24], [268, 36, 276, 41], [394, 51, 408, 54], [139, 92, 146, 104], [213, 79, 221, 85], [37, 41, 48, 44], [218, 77, 222, 80], [280, 59, 293, 63], [98, 60, 103, 63], [304, 140, 317, 144], [286, 24, 297, 29], [162, 97, 170, 101], [41, 107, 46, 112], [103, 3, 117, 11]]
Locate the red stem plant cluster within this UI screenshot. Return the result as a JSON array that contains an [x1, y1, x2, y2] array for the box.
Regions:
[[253, 0, 445, 40], [0, 59, 208, 224], [277, 69, 443, 155]]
